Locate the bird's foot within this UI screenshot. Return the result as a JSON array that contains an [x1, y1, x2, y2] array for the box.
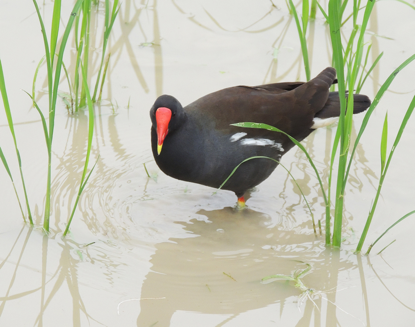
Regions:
[[236, 196, 246, 210]]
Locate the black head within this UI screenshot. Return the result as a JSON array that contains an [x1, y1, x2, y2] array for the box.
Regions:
[[150, 95, 186, 134]]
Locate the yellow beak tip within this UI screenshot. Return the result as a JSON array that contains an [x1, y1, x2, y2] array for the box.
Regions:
[[157, 144, 163, 155]]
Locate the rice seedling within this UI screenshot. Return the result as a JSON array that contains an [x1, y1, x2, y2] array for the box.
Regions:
[[0, 0, 109, 235], [63, 63, 98, 237], [314, 0, 415, 250], [287, 0, 311, 81], [261, 262, 323, 311], [366, 210, 415, 255], [226, 0, 415, 250], [0, 60, 33, 224], [262, 261, 365, 323], [31, 0, 85, 232], [71, 0, 119, 112], [356, 95, 415, 252]]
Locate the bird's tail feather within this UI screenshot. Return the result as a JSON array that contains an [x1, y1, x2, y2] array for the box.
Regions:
[[315, 92, 371, 119], [311, 92, 371, 129]]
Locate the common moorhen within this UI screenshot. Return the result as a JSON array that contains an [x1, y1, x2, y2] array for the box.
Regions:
[[150, 67, 370, 205]]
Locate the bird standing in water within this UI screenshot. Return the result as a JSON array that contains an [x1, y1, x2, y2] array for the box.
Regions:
[[150, 67, 370, 206]]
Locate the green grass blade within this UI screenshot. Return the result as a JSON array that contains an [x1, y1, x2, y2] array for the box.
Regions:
[[60, 59, 74, 113], [366, 210, 415, 255], [32, 56, 45, 107], [316, 1, 329, 21], [79, 0, 92, 108], [326, 123, 342, 244], [75, 7, 81, 50], [302, 0, 310, 34], [92, 0, 119, 101], [380, 112, 388, 174], [42, 0, 84, 232], [340, 0, 349, 18], [50, 0, 84, 140], [0, 146, 26, 221], [288, 0, 311, 81], [50, 0, 61, 68], [32, 0, 52, 109], [341, 5, 366, 27], [328, 0, 347, 247], [310, 0, 317, 19], [394, 0, 415, 10], [343, 25, 359, 66], [143, 162, 151, 178], [377, 239, 396, 255], [0, 146, 13, 179], [294, 262, 311, 278], [63, 61, 95, 237], [74, 38, 84, 111], [356, 43, 372, 89], [356, 94, 415, 253], [344, 53, 415, 192], [104, 0, 110, 29], [356, 51, 383, 94], [98, 53, 111, 102], [0, 59, 33, 225], [23, 91, 50, 153], [232, 122, 329, 208], [218, 155, 317, 235]]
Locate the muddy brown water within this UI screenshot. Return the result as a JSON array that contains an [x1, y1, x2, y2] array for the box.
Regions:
[[1, 1, 415, 326]]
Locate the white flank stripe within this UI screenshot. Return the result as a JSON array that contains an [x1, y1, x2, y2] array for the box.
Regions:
[[311, 117, 338, 129], [240, 138, 284, 151], [272, 143, 284, 151], [230, 132, 247, 142]]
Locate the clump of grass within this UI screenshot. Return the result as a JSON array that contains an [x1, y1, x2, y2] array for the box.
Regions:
[[0, 0, 109, 235], [72, 0, 119, 112], [227, 0, 415, 251], [356, 95, 415, 252], [30, 0, 85, 232]]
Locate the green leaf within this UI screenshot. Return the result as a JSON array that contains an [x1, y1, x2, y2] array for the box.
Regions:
[[380, 112, 388, 174], [302, 0, 310, 34], [357, 49, 384, 94], [315, 1, 328, 21], [63, 60, 96, 237], [50, 0, 61, 66], [356, 94, 415, 252], [366, 210, 415, 254], [32, 56, 45, 106], [0, 59, 33, 224], [288, 0, 310, 81]]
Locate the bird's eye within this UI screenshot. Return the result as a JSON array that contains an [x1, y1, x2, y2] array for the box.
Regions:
[[172, 112, 176, 116]]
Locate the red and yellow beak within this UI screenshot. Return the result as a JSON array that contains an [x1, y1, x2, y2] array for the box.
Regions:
[[155, 107, 172, 155]]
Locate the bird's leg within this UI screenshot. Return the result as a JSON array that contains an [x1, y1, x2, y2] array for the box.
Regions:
[[237, 196, 246, 209]]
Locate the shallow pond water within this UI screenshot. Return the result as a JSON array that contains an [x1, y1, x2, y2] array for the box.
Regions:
[[1, 1, 415, 326]]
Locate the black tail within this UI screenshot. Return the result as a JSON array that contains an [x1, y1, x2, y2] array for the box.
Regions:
[[315, 92, 371, 119]]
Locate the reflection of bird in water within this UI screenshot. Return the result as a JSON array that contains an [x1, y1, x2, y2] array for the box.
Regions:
[[136, 206, 352, 326]]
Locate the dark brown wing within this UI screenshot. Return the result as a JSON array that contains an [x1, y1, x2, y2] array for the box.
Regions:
[[187, 67, 337, 141], [238, 81, 305, 94]]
